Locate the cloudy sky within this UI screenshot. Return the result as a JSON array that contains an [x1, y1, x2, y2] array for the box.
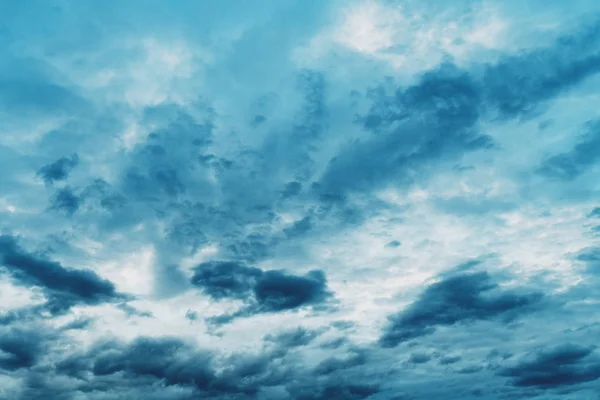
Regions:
[[1, 1, 600, 399]]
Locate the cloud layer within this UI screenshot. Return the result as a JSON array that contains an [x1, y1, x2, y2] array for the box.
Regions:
[[1, 1, 600, 399]]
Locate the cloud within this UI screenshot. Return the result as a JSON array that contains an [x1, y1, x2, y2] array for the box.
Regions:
[[48, 186, 81, 216], [0, 235, 122, 312], [314, 348, 368, 375], [190, 261, 262, 301], [409, 352, 432, 364], [53, 335, 300, 397], [482, 21, 600, 118], [318, 20, 600, 198], [500, 344, 600, 388], [191, 261, 332, 319], [439, 355, 462, 365], [36, 154, 80, 185], [91, 338, 216, 389], [264, 327, 322, 349], [319, 62, 491, 197], [380, 271, 543, 347], [254, 269, 330, 312], [538, 119, 600, 180], [0, 329, 45, 371], [2, 1, 600, 399]]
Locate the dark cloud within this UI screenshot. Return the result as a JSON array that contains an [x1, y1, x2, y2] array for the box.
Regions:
[[457, 364, 484, 374], [264, 327, 322, 349], [0, 329, 45, 371], [117, 303, 153, 318], [319, 337, 347, 350], [576, 247, 600, 276], [0, 235, 122, 312], [538, 120, 600, 179], [191, 261, 332, 319], [284, 216, 314, 238], [81, 179, 128, 211], [53, 335, 297, 397], [409, 353, 432, 364], [439, 355, 462, 365], [500, 344, 600, 388], [482, 22, 600, 118], [314, 349, 368, 375], [319, 62, 490, 197], [190, 261, 263, 300], [48, 186, 81, 216], [91, 338, 217, 390], [36, 154, 80, 185], [380, 271, 543, 347], [319, 21, 600, 198], [51, 336, 261, 397], [281, 181, 302, 198], [254, 269, 330, 312], [60, 317, 94, 331], [590, 207, 600, 217]]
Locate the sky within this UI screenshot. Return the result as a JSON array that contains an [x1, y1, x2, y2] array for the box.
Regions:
[[1, 0, 600, 399]]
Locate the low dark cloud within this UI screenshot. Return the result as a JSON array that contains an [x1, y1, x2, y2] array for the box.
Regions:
[[0, 235, 122, 312], [191, 261, 332, 319], [500, 344, 600, 388], [36, 154, 80, 185], [380, 271, 543, 347]]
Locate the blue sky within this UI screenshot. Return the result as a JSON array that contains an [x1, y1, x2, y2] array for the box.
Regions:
[[1, 1, 600, 399]]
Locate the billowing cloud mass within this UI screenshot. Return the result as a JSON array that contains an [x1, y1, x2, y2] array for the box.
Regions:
[[1, 1, 600, 399]]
